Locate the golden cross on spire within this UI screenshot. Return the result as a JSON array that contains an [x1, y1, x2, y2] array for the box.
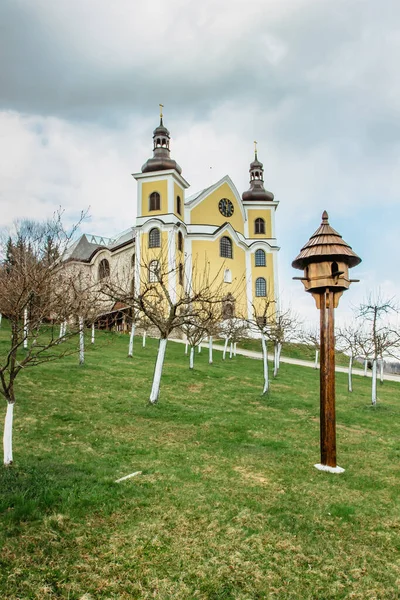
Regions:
[[254, 140, 258, 157], [159, 103, 164, 119]]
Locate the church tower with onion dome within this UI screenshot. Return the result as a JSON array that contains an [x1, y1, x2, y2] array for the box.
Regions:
[[133, 110, 279, 320], [241, 143, 279, 316], [133, 105, 190, 303]]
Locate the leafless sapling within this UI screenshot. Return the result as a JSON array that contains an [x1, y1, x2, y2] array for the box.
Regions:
[[357, 293, 400, 405], [0, 213, 100, 465]]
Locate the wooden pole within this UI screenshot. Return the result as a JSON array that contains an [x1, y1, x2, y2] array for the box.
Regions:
[[319, 289, 337, 467]]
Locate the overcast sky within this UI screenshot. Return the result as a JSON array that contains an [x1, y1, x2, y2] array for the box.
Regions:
[[1, 0, 399, 326]]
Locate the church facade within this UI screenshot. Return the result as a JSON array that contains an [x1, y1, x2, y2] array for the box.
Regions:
[[64, 114, 279, 324]]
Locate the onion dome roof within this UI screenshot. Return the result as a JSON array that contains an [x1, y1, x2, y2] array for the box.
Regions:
[[242, 149, 274, 202], [141, 116, 182, 175]]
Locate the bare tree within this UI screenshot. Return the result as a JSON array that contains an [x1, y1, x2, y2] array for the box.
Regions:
[[0, 213, 99, 465], [266, 306, 300, 378], [358, 294, 400, 405], [301, 327, 320, 369], [138, 313, 152, 348], [180, 312, 211, 369], [104, 251, 223, 403], [336, 322, 364, 392], [247, 298, 276, 394], [203, 304, 223, 365], [219, 316, 249, 360]]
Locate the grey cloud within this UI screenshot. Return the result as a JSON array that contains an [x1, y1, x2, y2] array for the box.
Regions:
[[2, 0, 398, 139]]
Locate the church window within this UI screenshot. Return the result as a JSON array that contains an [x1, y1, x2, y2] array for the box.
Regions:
[[224, 269, 232, 283], [255, 218, 265, 234], [178, 231, 183, 252], [131, 253, 135, 267], [255, 277, 267, 297], [220, 236, 233, 259], [98, 258, 110, 280], [149, 228, 161, 248], [177, 195, 182, 215], [149, 191, 161, 211], [149, 260, 160, 283], [179, 263, 184, 286], [255, 249, 266, 267]]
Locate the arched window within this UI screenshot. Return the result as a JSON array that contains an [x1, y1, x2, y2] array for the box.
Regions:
[[179, 263, 184, 286], [149, 192, 161, 211], [331, 261, 339, 276], [224, 269, 232, 283], [255, 277, 267, 297], [222, 294, 235, 319], [255, 249, 266, 267], [178, 231, 183, 252], [149, 228, 161, 248], [149, 260, 160, 283], [177, 195, 182, 215], [131, 253, 135, 267], [220, 236, 233, 259], [255, 218, 265, 234], [98, 258, 110, 280]]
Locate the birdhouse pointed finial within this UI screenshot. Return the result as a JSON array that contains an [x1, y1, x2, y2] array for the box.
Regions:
[[254, 140, 258, 159], [322, 210, 329, 224], [159, 103, 164, 125]]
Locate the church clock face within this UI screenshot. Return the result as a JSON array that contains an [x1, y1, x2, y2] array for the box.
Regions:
[[218, 198, 234, 217]]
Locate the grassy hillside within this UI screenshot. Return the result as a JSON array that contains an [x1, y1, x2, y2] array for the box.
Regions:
[[0, 325, 399, 599]]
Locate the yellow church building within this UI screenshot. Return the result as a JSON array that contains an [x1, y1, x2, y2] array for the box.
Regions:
[[64, 112, 279, 325]]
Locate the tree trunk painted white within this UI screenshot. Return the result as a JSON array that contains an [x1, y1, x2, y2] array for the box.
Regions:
[[371, 359, 377, 405], [128, 324, 135, 357], [233, 342, 237, 357], [189, 346, 194, 369], [185, 340, 189, 355], [380, 358, 384, 384], [60, 320, 67, 341], [149, 338, 168, 404], [23, 308, 28, 349], [277, 342, 282, 369], [91, 323, 95, 344], [0, 313, 2, 328], [198, 343, 202, 353], [3, 402, 14, 465], [348, 355, 353, 393], [142, 331, 147, 348], [364, 359, 368, 376], [79, 316, 84, 365], [223, 337, 229, 360], [229, 342, 233, 359], [314, 349, 319, 369], [208, 335, 213, 364], [261, 333, 269, 394], [273, 343, 279, 378]]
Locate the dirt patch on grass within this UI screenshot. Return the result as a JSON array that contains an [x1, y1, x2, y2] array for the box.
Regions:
[[187, 383, 204, 393], [233, 466, 270, 486]]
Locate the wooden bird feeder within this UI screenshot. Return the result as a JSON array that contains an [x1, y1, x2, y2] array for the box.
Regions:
[[292, 211, 361, 473]]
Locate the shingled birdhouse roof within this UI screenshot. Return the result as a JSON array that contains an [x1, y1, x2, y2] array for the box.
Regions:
[[292, 211, 362, 270]]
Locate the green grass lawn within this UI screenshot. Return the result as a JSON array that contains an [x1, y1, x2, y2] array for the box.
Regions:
[[0, 326, 399, 599]]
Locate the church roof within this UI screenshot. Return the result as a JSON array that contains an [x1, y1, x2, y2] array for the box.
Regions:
[[63, 228, 135, 263]]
